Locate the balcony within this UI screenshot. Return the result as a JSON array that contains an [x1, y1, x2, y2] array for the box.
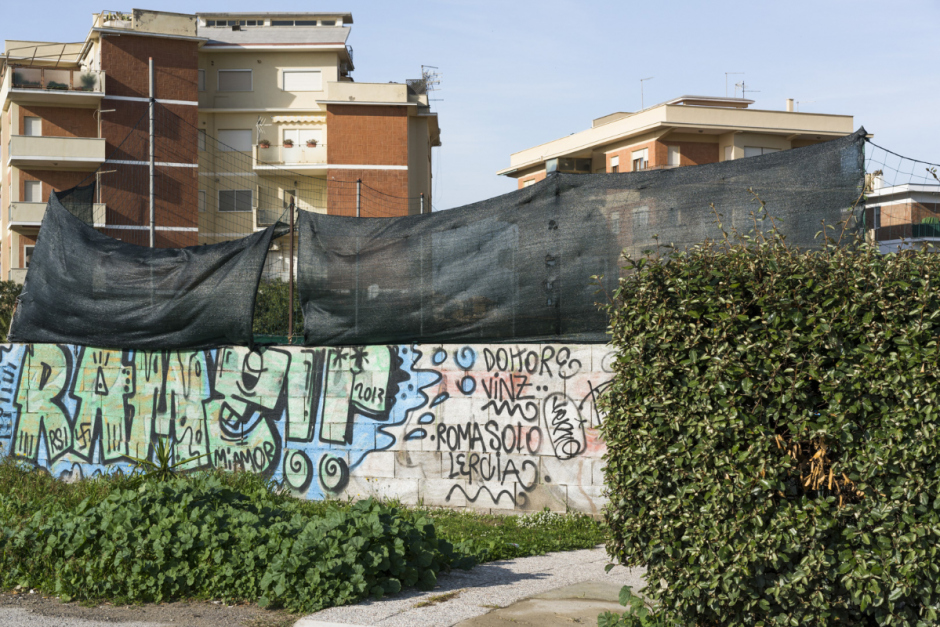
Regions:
[[253, 144, 327, 171], [9, 201, 106, 228], [8, 135, 106, 170], [1, 67, 105, 109]]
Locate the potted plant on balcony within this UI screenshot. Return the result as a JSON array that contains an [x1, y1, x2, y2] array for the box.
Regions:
[[79, 73, 97, 92], [282, 138, 294, 148], [306, 138, 318, 148], [259, 138, 271, 149]]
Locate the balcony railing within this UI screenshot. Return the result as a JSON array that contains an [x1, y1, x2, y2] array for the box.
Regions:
[[253, 144, 327, 168], [872, 222, 940, 242], [9, 201, 106, 227], [8, 135, 107, 170], [11, 67, 104, 93]]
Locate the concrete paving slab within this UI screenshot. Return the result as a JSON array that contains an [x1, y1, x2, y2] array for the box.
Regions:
[[295, 547, 645, 627]]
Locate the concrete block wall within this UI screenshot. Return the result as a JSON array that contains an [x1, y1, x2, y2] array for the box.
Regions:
[[0, 342, 615, 514]]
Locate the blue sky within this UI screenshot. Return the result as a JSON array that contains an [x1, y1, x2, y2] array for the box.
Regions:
[[5, 0, 939, 209]]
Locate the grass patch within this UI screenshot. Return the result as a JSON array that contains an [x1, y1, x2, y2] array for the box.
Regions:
[[413, 588, 463, 607]]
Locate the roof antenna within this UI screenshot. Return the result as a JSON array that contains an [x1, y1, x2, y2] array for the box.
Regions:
[[640, 76, 654, 109], [725, 72, 743, 97], [735, 80, 760, 100]]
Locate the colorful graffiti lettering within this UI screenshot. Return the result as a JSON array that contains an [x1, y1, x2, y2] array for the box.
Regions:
[[0, 342, 612, 512]]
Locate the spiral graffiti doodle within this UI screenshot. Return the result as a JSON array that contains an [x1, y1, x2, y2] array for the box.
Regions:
[[283, 449, 313, 493], [318, 453, 349, 494]]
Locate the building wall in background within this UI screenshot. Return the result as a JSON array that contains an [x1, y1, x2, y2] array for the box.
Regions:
[[0, 342, 611, 514]]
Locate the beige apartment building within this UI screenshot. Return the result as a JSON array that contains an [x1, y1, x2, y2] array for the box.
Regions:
[[498, 96, 855, 187], [0, 9, 439, 282]]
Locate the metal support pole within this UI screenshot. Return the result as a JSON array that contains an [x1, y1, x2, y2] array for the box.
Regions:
[[288, 196, 295, 343], [420, 192, 425, 214], [356, 178, 361, 218], [148, 57, 155, 248]]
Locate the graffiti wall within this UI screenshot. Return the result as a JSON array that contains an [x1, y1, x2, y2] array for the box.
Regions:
[[0, 343, 613, 513]]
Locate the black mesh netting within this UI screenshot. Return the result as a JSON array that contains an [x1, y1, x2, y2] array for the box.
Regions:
[[298, 128, 866, 346], [9, 184, 287, 350]]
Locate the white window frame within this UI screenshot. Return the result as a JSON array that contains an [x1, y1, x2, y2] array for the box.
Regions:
[[217, 69, 253, 92], [631, 148, 649, 172], [23, 116, 41, 136], [282, 128, 323, 147], [23, 180, 42, 203], [23, 245, 35, 268], [668, 145, 680, 166], [281, 69, 323, 92], [217, 129, 253, 152], [610, 155, 620, 173], [198, 69, 206, 92], [218, 189, 253, 213]]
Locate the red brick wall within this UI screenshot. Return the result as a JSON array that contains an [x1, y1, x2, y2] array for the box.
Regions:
[[96, 33, 199, 244], [517, 171, 547, 189], [100, 34, 199, 101], [327, 169, 409, 217], [18, 105, 97, 138], [326, 105, 408, 166], [607, 140, 657, 171], [661, 140, 720, 166], [19, 170, 89, 203]]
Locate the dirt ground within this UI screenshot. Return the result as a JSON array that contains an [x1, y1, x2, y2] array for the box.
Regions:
[[0, 589, 297, 627]]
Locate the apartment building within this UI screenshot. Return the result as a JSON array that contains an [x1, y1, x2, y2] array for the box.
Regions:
[[0, 9, 440, 282], [498, 96, 854, 188], [864, 174, 940, 253]]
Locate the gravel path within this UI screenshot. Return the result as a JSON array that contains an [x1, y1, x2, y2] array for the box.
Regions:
[[0, 607, 166, 627], [296, 546, 647, 627]]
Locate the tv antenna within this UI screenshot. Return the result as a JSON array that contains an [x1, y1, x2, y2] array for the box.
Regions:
[[725, 72, 743, 97], [796, 100, 815, 112], [256, 116, 270, 141], [735, 80, 759, 100], [640, 76, 654, 109], [422, 65, 442, 101]]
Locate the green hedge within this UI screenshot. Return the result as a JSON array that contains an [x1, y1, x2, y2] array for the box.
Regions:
[[600, 231, 940, 626]]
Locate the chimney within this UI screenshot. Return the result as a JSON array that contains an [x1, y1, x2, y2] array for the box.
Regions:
[[786, 98, 794, 112]]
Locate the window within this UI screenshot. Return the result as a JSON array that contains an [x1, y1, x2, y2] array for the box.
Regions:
[[744, 146, 781, 158], [282, 128, 322, 147], [245, 20, 260, 26], [295, 20, 317, 25], [668, 145, 680, 166], [24, 181, 41, 203], [873, 206, 882, 230], [523, 179, 536, 188], [217, 129, 252, 152], [219, 189, 252, 212], [198, 69, 206, 92], [198, 190, 206, 213], [24, 116, 41, 136], [23, 246, 34, 268], [610, 155, 619, 173], [282, 70, 322, 92], [632, 148, 649, 172], [218, 69, 252, 92], [724, 146, 733, 161], [206, 20, 216, 26], [321, 20, 336, 25], [198, 129, 206, 151], [271, 20, 293, 25]]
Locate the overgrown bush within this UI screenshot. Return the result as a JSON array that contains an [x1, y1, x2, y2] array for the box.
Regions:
[[0, 281, 22, 342], [600, 225, 940, 626], [0, 471, 472, 612]]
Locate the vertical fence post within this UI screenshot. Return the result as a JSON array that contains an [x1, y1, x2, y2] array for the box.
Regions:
[[148, 57, 155, 248], [288, 196, 295, 343], [356, 179, 361, 218], [420, 192, 425, 214]]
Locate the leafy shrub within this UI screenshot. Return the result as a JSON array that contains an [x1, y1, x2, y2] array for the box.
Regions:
[[598, 586, 675, 627], [600, 226, 940, 626], [253, 278, 303, 339], [0, 473, 473, 612], [0, 281, 21, 342]]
